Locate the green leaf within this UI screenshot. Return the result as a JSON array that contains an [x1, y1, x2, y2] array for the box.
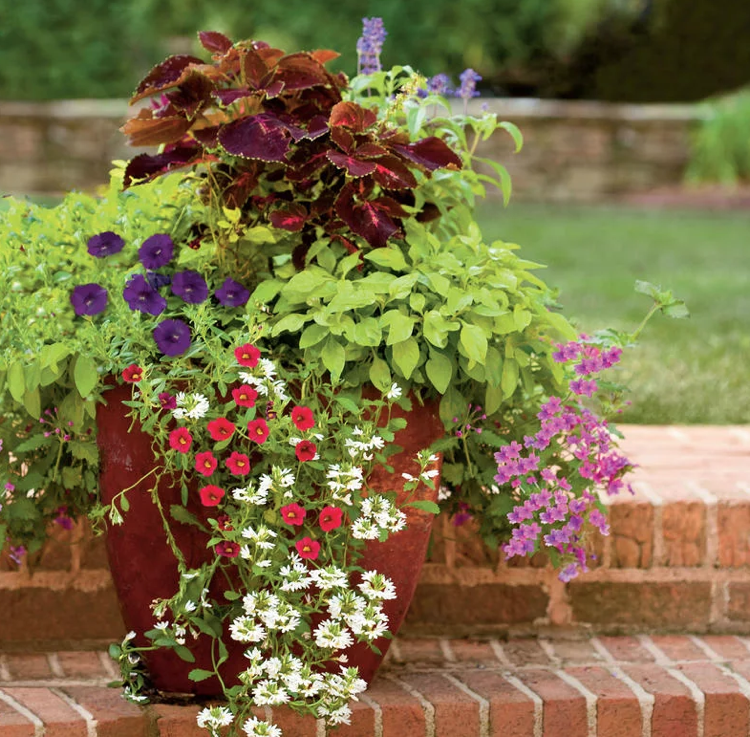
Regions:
[[484, 382, 503, 415], [404, 500, 441, 514], [634, 280, 660, 298], [174, 645, 196, 663], [321, 336, 345, 380], [460, 324, 488, 365], [423, 311, 457, 348], [439, 385, 466, 426], [663, 302, 690, 319], [23, 388, 40, 419], [369, 356, 391, 391], [7, 361, 24, 402], [14, 433, 52, 454], [499, 121, 524, 152], [170, 505, 202, 529], [73, 355, 98, 398], [271, 313, 309, 337], [391, 337, 420, 379], [425, 351, 453, 393], [188, 668, 215, 682], [364, 246, 407, 271], [250, 279, 282, 304], [351, 318, 382, 347], [501, 358, 519, 398], [381, 311, 415, 345], [299, 322, 328, 348]]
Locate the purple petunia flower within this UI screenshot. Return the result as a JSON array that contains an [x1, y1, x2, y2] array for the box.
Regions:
[[146, 271, 171, 289], [70, 283, 108, 316], [215, 277, 250, 307], [87, 231, 124, 258], [138, 234, 174, 270], [357, 17, 387, 75], [171, 270, 208, 304], [123, 274, 167, 316], [153, 319, 191, 356], [158, 392, 177, 410], [456, 68, 482, 101]]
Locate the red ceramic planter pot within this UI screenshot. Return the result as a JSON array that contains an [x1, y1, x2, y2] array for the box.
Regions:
[[97, 383, 444, 695]]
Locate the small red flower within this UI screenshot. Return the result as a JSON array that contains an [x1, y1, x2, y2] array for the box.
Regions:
[[233, 385, 258, 408], [215, 541, 240, 558], [207, 417, 235, 441], [122, 364, 144, 383], [195, 450, 218, 476], [281, 502, 306, 526], [199, 484, 225, 506], [291, 405, 315, 431], [319, 506, 344, 532], [168, 427, 193, 453], [216, 514, 234, 531], [295, 440, 317, 462], [296, 536, 320, 560], [226, 451, 251, 476], [247, 418, 270, 444], [235, 343, 261, 368]]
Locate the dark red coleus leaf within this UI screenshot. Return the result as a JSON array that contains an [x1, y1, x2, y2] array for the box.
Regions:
[[165, 71, 215, 118], [372, 155, 418, 189], [270, 203, 308, 232], [242, 47, 270, 89], [275, 52, 331, 91], [355, 142, 388, 158], [417, 203, 442, 222], [326, 150, 377, 178], [123, 146, 203, 187], [390, 136, 463, 171], [224, 170, 260, 209], [198, 31, 233, 54], [311, 49, 340, 65], [192, 125, 220, 147], [330, 126, 355, 153], [335, 186, 401, 248], [213, 88, 253, 106], [121, 112, 193, 147], [131, 55, 204, 103], [329, 101, 377, 133], [218, 113, 290, 162]]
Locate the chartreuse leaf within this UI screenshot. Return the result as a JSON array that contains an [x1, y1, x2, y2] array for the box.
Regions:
[[404, 500, 441, 514], [321, 336, 345, 379], [299, 323, 328, 348], [364, 246, 408, 271], [460, 324, 487, 365], [351, 318, 382, 346], [7, 361, 24, 402], [188, 669, 215, 682], [391, 337, 420, 379], [501, 358, 519, 398], [369, 356, 391, 391], [484, 383, 503, 414], [73, 355, 98, 398], [381, 310, 415, 345], [425, 350, 453, 393], [250, 279, 282, 304]]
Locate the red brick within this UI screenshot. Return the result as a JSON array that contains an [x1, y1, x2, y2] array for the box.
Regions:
[[449, 639, 502, 666], [727, 583, 750, 622], [333, 698, 376, 737], [718, 502, 750, 567], [1, 686, 87, 736], [569, 582, 712, 629], [268, 706, 317, 737], [408, 583, 548, 627], [57, 651, 108, 679], [367, 676, 426, 737], [5, 654, 52, 680], [514, 669, 587, 737], [148, 703, 204, 737], [596, 636, 656, 663], [662, 501, 706, 566], [457, 670, 536, 737], [676, 662, 750, 737], [399, 672, 481, 737], [566, 666, 642, 737], [0, 695, 34, 737], [609, 501, 654, 568], [501, 638, 555, 667], [61, 685, 148, 737], [394, 638, 445, 665], [624, 664, 699, 737], [649, 635, 709, 662], [698, 635, 748, 661], [545, 639, 600, 664]]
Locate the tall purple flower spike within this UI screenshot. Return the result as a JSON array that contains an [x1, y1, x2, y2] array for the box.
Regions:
[[357, 17, 388, 75]]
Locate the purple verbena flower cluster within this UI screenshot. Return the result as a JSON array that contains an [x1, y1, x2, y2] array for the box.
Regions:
[[356, 17, 387, 75], [496, 340, 633, 582]]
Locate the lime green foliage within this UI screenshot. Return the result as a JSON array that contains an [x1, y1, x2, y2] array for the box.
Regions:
[[478, 203, 749, 424], [0, 172, 194, 549], [687, 88, 750, 185]]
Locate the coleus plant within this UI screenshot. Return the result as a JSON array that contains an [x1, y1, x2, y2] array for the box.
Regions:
[[123, 30, 462, 262]]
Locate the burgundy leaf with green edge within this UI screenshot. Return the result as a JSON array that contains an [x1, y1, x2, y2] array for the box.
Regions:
[[371, 155, 418, 189], [131, 55, 204, 103], [270, 203, 307, 232], [326, 151, 377, 178], [212, 89, 254, 106], [198, 31, 233, 54], [165, 71, 215, 118], [330, 127, 355, 153], [121, 113, 193, 147], [242, 48, 270, 88], [329, 101, 377, 132], [355, 142, 388, 158], [335, 186, 400, 248], [275, 53, 332, 91], [218, 114, 290, 162], [123, 147, 203, 187], [390, 136, 462, 171], [192, 126, 220, 147]]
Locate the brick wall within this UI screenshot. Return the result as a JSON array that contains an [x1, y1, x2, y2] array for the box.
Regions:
[[0, 98, 701, 203]]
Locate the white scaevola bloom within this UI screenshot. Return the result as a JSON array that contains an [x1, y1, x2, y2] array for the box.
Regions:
[[196, 705, 234, 730], [314, 620, 354, 650], [359, 571, 397, 600], [252, 679, 290, 706], [437, 485, 452, 501], [229, 616, 266, 643], [242, 715, 282, 737], [309, 566, 348, 590], [153, 620, 170, 632], [385, 382, 402, 400], [351, 517, 379, 540], [172, 392, 210, 420], [326, 704, 353, 725], [183, 600, 197, 613]]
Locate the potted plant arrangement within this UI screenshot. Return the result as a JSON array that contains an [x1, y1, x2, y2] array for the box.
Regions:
[[0, 18, 687, 737]]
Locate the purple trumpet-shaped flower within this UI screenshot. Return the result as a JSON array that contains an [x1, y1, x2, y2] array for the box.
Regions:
[[123, 274, 167, 316], [357, 17, 387, 74], [215, 277, 250, 307], [171, 270, 208, 304], [87, 231, 124, 258], [70, 283, 108, 316], [153, 319, 191, 357], [138, 234, 174, 269]]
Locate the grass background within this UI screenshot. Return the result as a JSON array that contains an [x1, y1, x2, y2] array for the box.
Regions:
[[477, 204, 750, 424]]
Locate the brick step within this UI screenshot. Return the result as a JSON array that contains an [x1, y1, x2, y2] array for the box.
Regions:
[[2, 426, 750, 646], [4, 635, 750, 736]]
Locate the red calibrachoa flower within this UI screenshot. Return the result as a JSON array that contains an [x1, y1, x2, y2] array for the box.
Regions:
[[199, 485, 225, 506], [295, 440, 317, 462], [319, 506, 344, 532], [216, 514, 234, 531], [281, 502, 306, 526], [168, 427, 193, 453], [122, 364, 144, 383], [291, 405, 315, 431], [215, 541, 240, 558], [233, 385, 258, 408], [235, 343, 261, 368], [247, 418, 270, 444], [195, 450, 218, 476], [226, 451, 251, 476], [207, 417, 235, 441], [296, 537, 320, 560]]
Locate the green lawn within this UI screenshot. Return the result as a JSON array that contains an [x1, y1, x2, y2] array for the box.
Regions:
[[477, 204, 750, 424]]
